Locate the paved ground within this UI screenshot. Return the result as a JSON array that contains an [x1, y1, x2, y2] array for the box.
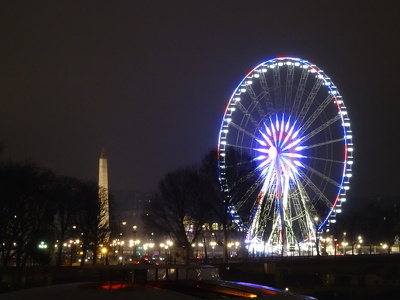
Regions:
[[0, 282, 199, 300], [0, 281, 320, 300]]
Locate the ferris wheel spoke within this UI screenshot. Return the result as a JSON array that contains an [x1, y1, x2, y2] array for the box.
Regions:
[[301, 162, 341, 188], [295, 180, 318, 238], [228, 165, 259, 191], [302, 137, 345, 150], [249, 190, 268, 237], [297, 79, 323, 126], [289, 195, 305, 221], [298, 169, 334, 209], [273, 66, 282, 108], [228, 157, 259, 179], [300, 94, 335, 135], [244, 82, 267, 118], [235, 175, 265, 210], [300, 114, 342, 143], [284, 64, 295, 110], [228, 121, 258, 139], [291, 67, 309, 117], [235, 102, 260, 127], [307, 156, 345, 164], [224, 143, 254, 152], [259, 71, 275, 112]]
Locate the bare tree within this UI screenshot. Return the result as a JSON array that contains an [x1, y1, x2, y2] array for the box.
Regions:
[[0, 161, 56, 288], [200, 149, 255, 263], [144, 167, 212, 264], [73, 182, 110, 266], [0, 161, 56, 265], [52, 176, 82, 266]]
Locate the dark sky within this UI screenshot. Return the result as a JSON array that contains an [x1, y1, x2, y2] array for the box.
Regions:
[[1, 1, 399, 199]]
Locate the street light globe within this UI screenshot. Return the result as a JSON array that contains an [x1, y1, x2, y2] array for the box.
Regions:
[[38, 241, 48, 249], [101, 247, 108, 254]]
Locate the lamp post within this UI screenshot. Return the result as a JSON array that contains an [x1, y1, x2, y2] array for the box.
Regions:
[[68, 239, 80, 266], [235, 241, 240, 257], [132, 226, 137, 259], [166, 240, 173, 264], [202, 233, 208, 264], [358, 236, 363, 255], [314, 217, 320, 257], [228, 242, 233, 257], [210, 241, 216, 258], [193, 243, 198, 261], [148, 242, 154, 258], [101, 246, 108, 265], [342, 232, 348, 255]]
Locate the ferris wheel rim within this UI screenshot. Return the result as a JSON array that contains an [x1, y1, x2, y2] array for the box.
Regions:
[[217, 57, 353, 247]]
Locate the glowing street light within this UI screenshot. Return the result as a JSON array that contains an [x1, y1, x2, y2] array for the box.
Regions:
[[38, 241, 47, 249], [132, 226, 138, 259], [101, 247, 108, 265], [210, 241, 216, 257]]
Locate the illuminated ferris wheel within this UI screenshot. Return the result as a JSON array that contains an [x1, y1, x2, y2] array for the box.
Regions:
[[218, 57, 353, 254]]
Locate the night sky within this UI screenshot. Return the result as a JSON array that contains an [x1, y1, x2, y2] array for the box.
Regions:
[[1, 1, 399, 201]]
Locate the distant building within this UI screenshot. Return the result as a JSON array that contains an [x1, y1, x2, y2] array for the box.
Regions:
[[111, 189, 151, 241]]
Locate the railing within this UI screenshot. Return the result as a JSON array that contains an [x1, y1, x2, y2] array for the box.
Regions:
[[98, 264, 220, 283]]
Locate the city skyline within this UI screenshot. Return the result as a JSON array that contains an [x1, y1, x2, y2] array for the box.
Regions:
[[1, 1, 399, 201]]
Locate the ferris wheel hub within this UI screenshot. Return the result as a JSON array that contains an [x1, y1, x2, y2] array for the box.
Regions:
[[269, 146, 277, 160]]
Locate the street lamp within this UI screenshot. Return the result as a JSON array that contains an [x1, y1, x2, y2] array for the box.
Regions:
[[314, 217, 320, 257], [147, 242, 154, 258], [101, 247, 108, 265], [166, 240, 173, 264], [342, 241, 348, 255], [68, 239, 80, 266], [132, 226, 137, 259], [210, 241, 216, 258], [342, 232, 348, 255], [38, 241, 48, 249], [228, 242, 233, 257], [357, 236, 363, 255]]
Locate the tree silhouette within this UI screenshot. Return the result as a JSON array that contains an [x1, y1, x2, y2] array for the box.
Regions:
[[200, 150, 234, 263], [144, 166, 212, 264], [52, 176, 82, 266], [202, 149, 257, 261], [73, 182, 110, 266], [0, 161, 56, 267]]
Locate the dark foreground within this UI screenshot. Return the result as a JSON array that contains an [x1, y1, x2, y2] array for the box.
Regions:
[[0, 280, 317, 300], [219, 255, 400, 299], [1, 255, 400, 299]]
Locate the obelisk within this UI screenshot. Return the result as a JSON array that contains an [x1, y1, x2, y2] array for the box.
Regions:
[[98, 148, 110, 242]]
